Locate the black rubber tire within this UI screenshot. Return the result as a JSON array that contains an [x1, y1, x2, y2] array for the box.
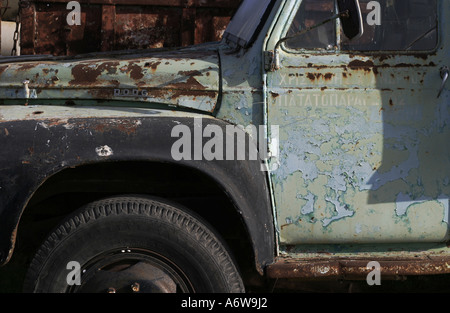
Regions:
[[23, 195, 245, 293]]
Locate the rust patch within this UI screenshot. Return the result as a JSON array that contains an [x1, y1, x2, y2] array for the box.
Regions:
[[166, 76, 217, 101], [117, 121, 139, 135], [129, 63, 144, 81], [92, 119, 141, 136], [375, 54, 393, 62], [70, 64, 99, 85], [172, 89, 218, 100], [414, 54, 430, 60], [178, 70, 203, 77], [347, 59, 381, 74], [16, 63, 37, 71], [144, 61, 161, 72], [0, 65, 10, 76], [348, 59, 375, 68], [267, 256, 450, 279], [69, 61, 119, 85], [94, 123, 106, 133], [169, 76, 206, 91], [307, 73, 316, 80], [306, 73, 334, 81], [118, 62, 145, 80], [47, 119, 68, 127], [271, 92, 280, 98]]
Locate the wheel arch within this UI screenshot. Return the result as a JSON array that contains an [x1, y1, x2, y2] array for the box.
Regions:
[[0, 115, 275, 278]]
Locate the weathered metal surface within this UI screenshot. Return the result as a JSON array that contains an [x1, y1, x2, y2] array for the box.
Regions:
[[0, 105, 274, 271], [268, 241, 450, 279], [267, 256, 450, 279], [1, 0, 450, 284], [265, 0, 450, 245], [19, 0, 241, 56], [0, 46, 221, 112]]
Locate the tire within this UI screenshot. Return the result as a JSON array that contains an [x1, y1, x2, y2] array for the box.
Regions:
[[23, 195, 245, 293]]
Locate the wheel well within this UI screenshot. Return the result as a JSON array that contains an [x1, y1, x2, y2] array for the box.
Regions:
[[13, 161, 264, 290]]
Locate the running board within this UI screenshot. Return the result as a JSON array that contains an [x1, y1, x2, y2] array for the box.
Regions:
[[266, 256, 450, 280]]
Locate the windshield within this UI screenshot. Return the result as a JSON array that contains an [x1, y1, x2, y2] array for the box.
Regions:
[[223, 0, 274, 48]]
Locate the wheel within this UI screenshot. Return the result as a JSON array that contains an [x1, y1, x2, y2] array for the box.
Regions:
[[23, 196, 245, 293]]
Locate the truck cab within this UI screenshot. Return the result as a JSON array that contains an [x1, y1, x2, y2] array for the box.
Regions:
[[0, 0, 449, 292]]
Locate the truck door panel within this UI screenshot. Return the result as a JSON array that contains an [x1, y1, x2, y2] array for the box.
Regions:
[[267, 0, 450, 244]]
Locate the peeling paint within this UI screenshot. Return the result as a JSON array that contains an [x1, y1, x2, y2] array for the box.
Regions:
[[396, 192, 450, 224], [265, 1, 450, 245], [0, 46, 221, 113], [95, 145, 113, 157]]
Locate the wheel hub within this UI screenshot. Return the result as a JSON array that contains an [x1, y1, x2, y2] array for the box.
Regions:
[[67, 248, 194, 293]]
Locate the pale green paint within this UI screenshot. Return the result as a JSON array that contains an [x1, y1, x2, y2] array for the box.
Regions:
[[265, 0, 450, 245], [0, 45, 220, 112]]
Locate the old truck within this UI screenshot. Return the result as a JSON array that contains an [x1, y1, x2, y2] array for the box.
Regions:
[[0, 0, 449, 293]]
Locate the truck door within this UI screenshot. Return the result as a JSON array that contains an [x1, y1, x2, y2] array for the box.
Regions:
[[265, 0, 450, 245]]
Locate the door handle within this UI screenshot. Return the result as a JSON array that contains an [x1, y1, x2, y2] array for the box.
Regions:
[[438, 66, 449, 98]]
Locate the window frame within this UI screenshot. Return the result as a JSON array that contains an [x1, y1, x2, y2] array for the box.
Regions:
[[280, 0, 440, 55]]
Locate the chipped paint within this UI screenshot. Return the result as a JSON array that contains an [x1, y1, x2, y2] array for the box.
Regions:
[[95, 145, 113, 157], [264, 0, 450, 245], [0, 46, 221, 113]]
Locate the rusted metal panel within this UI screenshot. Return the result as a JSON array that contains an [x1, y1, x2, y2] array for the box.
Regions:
[[0, 46, 221, 112], [39, 0, 241, 7], [19, 0, 242, 56], [264, 0, 450, 246], [267, 256, 450, 279]]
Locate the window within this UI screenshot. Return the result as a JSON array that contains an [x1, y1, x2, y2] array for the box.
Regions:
[[224, 0, 274, 48], [285, 0, 438, 52], [285, 0, 336, 50]]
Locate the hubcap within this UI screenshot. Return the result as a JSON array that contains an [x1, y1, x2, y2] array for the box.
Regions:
[[67, 248, 194, 293]]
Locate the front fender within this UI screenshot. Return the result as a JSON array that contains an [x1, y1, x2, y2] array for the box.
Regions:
[[0, 105, 274, 273]]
